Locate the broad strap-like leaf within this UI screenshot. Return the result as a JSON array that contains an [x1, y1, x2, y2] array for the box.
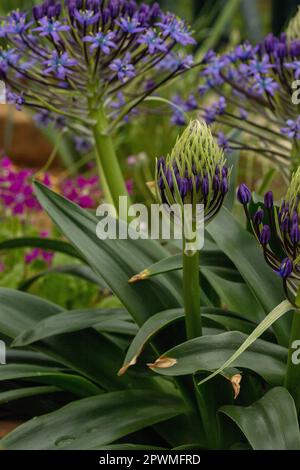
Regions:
[[119, 308, 184, 375], [119, 307, 256, 375], [0, 288, 132, 391], [221, 387, 300, 450], [0, 237, 83, 260], [34, 182, 182, 326], [149, 331, 287, 385], [0, 386, 61, 405], [19, 265, 107, 291], [0, 364, 101, 397], [128, 251, 241, 282], [1, 390, 185, 450], [12, 308, 133, 347]]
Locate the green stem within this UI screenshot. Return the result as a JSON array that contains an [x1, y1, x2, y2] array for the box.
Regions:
[[182, 246, 202, 339], [88, 102, 129, 215], [284, 309, 300, 410]]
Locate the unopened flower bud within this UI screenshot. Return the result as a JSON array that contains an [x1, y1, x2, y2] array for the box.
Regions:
[[155, 120, 230, 223]]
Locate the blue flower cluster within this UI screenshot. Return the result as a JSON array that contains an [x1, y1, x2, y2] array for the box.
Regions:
[[0, 0, 195, 130]]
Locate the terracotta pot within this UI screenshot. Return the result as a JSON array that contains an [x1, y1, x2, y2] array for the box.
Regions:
[[0, 104, 56, 168]]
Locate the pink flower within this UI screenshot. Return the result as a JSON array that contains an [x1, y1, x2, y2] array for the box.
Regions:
[[61, 175, 100, 208], [126, 179, 134, 195]]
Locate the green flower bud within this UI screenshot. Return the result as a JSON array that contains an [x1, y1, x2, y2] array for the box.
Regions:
[[155, 120, 230, 223]]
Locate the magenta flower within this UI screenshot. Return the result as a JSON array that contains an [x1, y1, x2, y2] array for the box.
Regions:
[[0, 157, 51, 216], [61, 175, 101, 209], [25, 231, 54, 267]]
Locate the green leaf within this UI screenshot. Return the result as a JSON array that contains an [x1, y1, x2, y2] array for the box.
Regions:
[[19, 265, 107, 291], [12, 308, 133, 347], [0, 237, 83, 260], [0, 288, 133, 391], [202, 268, 265, 322], [149, 331, 287, 385], [119, 308, 184, 375], [221, 388, 300, 450], [0, 364, 101, 397], [198, 300, 293, 387], [33, 182, 183, 326], [128, 251, 238, 281], [207, 208, 289, 345], [1, 390, 185, 450], [0, 386, 61, 405], [119, 307, 265, 376]]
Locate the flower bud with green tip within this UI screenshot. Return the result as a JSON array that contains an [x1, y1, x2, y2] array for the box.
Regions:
[[155, 120, 230, 224], [237, 167, 300, 306], [154, 120, 230, 341]]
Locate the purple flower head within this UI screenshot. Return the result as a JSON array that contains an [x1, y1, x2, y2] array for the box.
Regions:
[[280, 118, 300, 139], [116, 16, 144, 34], [232, 42, 254, 61], [0, 48, 19, 73], [284, 61, 300, 79], [6, 10, 31, 35], [1, 1, 195, 129], [83, 31, 117, 54], [138, 29, 167, 55], [44, 51, 78, 79], [156, 15, 195, 46], [74, 8, 100, 26], [253, 75, 279, 96], [110, 52, 135, 83], [33, 17, 70, 42], [248, 54, 274, 75]]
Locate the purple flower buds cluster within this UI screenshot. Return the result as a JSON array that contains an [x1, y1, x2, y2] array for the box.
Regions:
[[237, 179, 300, 304], [156, 121, 230, 224], [0, 0, 195, 130]]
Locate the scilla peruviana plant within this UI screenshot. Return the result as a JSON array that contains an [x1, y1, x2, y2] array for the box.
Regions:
[[0, 0, 195, 211], [237, 169, 300, 404], [155, 120, 230, 339]]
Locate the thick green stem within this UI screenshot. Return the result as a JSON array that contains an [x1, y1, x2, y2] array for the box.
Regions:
[[89, 103, 129, 215], [182, 247, 202, 339], [285, 310, 300, 410]]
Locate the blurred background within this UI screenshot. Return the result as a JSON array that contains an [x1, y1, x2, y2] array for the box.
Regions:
[[1, 0, 300, 170]]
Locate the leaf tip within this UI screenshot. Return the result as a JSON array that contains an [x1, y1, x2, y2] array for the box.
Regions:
[[117, 356, 138, 376], [128, 269, 150, 284], [147, 356, 177, 370], [230, 374, 242, 400]]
